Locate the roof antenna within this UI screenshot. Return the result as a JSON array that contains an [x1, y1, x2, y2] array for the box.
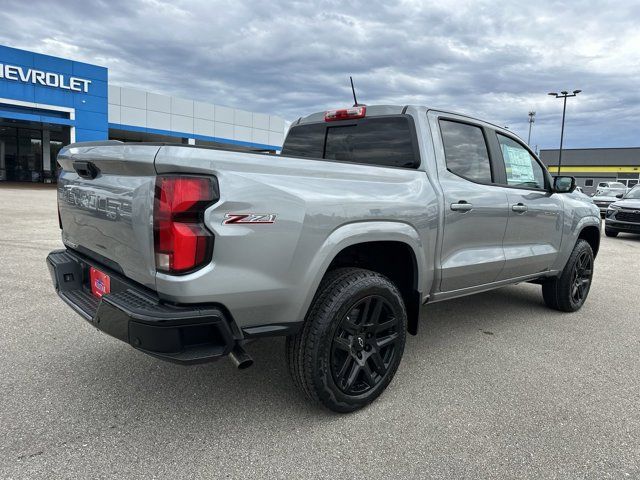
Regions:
[[350, 76, 363, 107]]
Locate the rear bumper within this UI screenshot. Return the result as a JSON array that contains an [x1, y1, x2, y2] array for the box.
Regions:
[[47, 249, 240, 364]]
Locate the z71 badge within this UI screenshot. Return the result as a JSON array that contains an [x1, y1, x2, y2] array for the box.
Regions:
[[223, 213, 277, 225]]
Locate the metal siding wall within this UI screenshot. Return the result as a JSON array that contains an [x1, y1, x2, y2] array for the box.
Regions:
[[540, 148, 640, 167], [108, 85, 286, 150]]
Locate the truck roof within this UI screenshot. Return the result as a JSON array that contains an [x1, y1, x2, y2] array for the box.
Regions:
[[292, 104, 513, 138]]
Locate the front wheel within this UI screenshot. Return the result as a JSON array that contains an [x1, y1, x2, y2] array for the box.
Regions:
[[286, 268, 407, 413], [542, 239, 594, 312], [605, 228, 619, 237]]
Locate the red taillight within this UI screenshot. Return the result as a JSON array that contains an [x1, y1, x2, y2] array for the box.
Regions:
[[154, 176, 216, 274], [324, 106, 366, 122]]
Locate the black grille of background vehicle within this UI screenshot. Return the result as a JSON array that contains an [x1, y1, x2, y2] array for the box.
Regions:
[[616, 211, 640, 223]]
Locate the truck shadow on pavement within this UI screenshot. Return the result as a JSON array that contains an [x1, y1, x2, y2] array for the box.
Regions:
[[57, 282, 562, 427]]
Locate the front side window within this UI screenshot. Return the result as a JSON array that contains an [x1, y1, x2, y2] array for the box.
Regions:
[[439, 120, 492, 183], [496, 134, 546, 189]]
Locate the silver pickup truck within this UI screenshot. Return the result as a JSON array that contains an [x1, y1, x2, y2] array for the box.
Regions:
[[48, 105, 601, 412]]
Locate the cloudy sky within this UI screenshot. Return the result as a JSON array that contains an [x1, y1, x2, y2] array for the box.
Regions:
[[1, 0, 638, 149]]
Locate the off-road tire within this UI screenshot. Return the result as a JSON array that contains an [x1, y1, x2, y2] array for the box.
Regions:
[[286, 268, 407, 413], [542, 239, 594, 312]]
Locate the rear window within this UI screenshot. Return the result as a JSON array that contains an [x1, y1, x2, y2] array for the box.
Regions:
[[279, 123, 325, 159], [281, 116, 419, 168]]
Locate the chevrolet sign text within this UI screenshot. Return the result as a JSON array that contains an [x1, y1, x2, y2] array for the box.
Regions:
[[0, 63, 91, 93]]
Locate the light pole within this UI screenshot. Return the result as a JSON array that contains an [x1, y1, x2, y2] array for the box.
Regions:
[[548, 90, 581, 174], [527, 111, 536, 145]]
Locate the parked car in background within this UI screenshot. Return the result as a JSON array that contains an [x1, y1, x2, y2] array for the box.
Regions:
[[595, 181, 628, 197], [605, 186, 640, 237], [592, 188, 624, 216]]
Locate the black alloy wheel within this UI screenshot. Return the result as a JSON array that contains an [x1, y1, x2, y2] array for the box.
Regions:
[[330, 295, 400, 395], [286, 268, 407, 413], [570, 250, 593, 305], [542, 239, 594, 312]]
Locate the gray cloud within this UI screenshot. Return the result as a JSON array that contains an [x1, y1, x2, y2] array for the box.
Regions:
[[1, 0, 639, 149]]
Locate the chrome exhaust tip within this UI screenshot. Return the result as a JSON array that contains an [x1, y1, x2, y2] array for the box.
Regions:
[[229, 344, 253, 369]]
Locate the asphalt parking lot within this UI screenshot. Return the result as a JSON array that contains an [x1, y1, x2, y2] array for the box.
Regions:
[[0, 185, 638, 479]]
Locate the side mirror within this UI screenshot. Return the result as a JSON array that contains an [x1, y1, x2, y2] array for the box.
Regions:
[[616, 193, 624, 199], [553, 176, 576, 193]]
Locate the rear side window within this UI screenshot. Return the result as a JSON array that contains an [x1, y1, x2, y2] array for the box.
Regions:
[[439, 120, 492, 183], [281, 116, 419, 168]]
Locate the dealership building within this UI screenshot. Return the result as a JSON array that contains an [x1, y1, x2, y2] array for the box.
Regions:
[[540, 148, 640, 194], [0, 45, 287, 183]]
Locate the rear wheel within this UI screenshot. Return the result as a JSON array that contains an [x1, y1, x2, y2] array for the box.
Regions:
[[286, 268, 407, 413], [542, 239, 594, 312], [605, 228, 619, 237]]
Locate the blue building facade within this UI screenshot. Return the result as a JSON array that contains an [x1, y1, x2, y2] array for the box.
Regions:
[[0, 45, 108, 182], [0, 45, 109, 142], [0, 45, 285, 183]]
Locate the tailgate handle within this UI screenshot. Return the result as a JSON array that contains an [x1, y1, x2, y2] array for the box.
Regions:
[[73, 161, 100, 180]]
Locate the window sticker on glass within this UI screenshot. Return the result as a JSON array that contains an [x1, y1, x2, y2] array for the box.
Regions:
[[502, 145, 535, 183], [496, 133, 545, 189]]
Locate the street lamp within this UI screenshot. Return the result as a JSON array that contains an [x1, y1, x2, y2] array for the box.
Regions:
[[527, 111, 536, 145], [548, 90, 582, 174]]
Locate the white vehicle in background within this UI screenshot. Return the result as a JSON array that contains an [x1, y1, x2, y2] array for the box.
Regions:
[[595, 181, 628, 196]]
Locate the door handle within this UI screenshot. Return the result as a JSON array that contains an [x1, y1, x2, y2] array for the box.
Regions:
[[451, 201, 473, 212], [512, 203, 528, 213]]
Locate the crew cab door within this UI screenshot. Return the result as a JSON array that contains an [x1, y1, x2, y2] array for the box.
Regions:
[[489, 132, 564, 279], [431, 116, 509, 291]]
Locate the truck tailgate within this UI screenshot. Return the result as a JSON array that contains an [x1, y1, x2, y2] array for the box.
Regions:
[[56, 143, 161, 289]]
